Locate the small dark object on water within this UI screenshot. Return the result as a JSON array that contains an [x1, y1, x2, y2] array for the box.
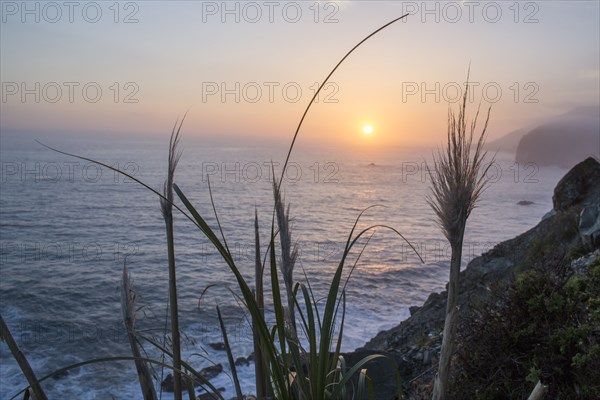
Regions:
[[517, 200, 534, 206]]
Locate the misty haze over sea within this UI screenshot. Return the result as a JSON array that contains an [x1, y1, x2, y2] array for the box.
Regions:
[[0, 132, 567, 398]]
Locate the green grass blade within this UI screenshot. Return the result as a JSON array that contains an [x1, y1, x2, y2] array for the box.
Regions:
[[278, 13, 410, 186], [206, 176, 231, 255]]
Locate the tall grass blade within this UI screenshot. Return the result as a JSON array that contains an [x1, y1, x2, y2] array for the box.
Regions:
[[253, 208, 267, 399], [279, 13, 409, 186], [160, 118, 185, 400]]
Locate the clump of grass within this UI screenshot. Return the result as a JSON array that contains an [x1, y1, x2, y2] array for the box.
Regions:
[[26, 13, 417, 400]]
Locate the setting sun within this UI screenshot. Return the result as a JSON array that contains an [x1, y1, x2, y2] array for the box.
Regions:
[[363, 125, 373, 135]]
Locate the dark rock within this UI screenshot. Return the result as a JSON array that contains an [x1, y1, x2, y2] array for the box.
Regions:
[[409, 306, 420, 316], [247, 352, 255, 362], [423, 349, 432, 365], [197, 387, 225, 400], [208, 342, 226, 351], [579, 203, 600, 247], [234, 356, 249, 366], [163, 364, 224, 391], [517, 200, 534, 206], [200, 363, 223, 380], [161, 374, 174, 392], [552, 157, 600, 211], [542, 209, 556, 220]]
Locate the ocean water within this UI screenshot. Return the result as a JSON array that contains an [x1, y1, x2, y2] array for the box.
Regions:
[[0, 133, 566, 399]]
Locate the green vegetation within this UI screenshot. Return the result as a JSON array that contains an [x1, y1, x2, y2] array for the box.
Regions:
[[450, 256, 600, 399], [517, 210, 580, 273]]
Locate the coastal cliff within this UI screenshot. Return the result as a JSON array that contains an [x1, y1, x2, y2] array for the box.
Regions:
[[514, 107, 599, 169], [353, 157, 600, 399]]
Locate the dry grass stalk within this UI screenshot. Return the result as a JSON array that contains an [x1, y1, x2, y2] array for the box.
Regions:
[[428, 79, 492, 400], [0, 313, 48, 400], [121, 262, 158, 400], [273, 179, 299, 335]]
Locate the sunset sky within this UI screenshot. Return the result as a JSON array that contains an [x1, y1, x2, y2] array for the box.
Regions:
[[1, 1, 598, 148]]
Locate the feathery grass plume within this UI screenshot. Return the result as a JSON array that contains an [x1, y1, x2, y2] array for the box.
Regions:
[[0, 313, 48, 400], [160, 119, 185, 400], [121, 261, 158, 400], [273, 177, 299, 336], [428, 77, 492, 400]]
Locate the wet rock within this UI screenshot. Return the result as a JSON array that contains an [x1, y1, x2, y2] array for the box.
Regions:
[[200, 363, 223, 380], [208, 342, 226, 351], [234, 356, 249, 366]]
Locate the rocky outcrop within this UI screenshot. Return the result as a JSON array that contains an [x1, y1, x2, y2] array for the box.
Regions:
[[553, 157, 600, 211], [353, 157, 600, 399]]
